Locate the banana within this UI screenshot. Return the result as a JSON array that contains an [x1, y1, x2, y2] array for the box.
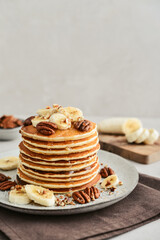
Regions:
[[123, 118, 142, 134], [126, 127, 143, 143], [135, 128, 149, 144], [31, 116, 49, 127], [37, 108, 53, 119], [101, 175, 119, 189], [0, 156, 19, 170], [49, 113, 71, 130], [98, 118, 129, 134], [9, 186, 31, 205], [25, 185, 55, 207], [64, 107, 84, 122], [144, 129, 159, 145]]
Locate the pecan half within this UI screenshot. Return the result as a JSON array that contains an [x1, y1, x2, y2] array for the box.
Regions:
[[0, 173, 11, 182], [73, 186, 100, 204], [23, 116, 35, 126], [72, 192, 86, 204], [100, 167, 115, 178], [0, 180, 16, 191], [36, 122, 58, 135], [85, 186, 100, 200], [74, 120, 91, 132]]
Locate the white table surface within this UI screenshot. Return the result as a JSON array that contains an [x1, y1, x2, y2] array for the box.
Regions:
[[0, 117, 159, 240]]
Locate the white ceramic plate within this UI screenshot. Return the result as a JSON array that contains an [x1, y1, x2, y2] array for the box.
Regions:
[[0, 149, 138, 215]]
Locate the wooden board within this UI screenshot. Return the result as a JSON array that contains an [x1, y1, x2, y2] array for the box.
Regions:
[[99, 134, 160, 164]]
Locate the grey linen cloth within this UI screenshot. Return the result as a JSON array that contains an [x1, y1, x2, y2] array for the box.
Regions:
[[0, 173, 160, 240]]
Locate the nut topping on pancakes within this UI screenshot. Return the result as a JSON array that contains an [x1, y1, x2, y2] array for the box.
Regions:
[[36, 122, 58, 135], [74, 120, 91, 132]]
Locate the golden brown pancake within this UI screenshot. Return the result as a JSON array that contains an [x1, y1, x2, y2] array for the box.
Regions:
[[20, 122, 97, 141], [22, 132, 98, 149]]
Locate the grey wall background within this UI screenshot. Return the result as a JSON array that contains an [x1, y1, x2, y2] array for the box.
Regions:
[[0, 0, 160, 118]]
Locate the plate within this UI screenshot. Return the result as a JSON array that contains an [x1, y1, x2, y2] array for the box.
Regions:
[[0, 149, 138, 215]]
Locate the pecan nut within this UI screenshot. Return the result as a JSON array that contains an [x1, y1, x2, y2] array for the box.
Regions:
[[23, 116, 35, 126], [85, 186, 100, 200], [74, 120, 91, 131], [36, 122, 58, 135], [72, 192, 86, 204], [73, 186, 100, 204], [0, 115, 23, 129], [0, 180, 16, 191], [100, 167, 115, 178], [0, 173, 11, 182]]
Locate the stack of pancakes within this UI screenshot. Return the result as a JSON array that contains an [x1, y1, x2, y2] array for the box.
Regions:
[[18, 121, 101, 193]]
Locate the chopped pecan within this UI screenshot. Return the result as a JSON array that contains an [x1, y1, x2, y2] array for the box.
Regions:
[[0, 173, 11, 182], [36, 122, 58, 135], [74, 120, 91, 131], [100, 166, 115, 178], [73, 186, 100, 204], [0, 180, 16, 191], [23, 116, 35, 126]]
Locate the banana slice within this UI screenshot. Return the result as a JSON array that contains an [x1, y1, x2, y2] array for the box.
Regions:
[[135, 128, 149, 144], [9, 186, 31, 205], [101, 175, 119, 189], [98, 118, 129, 134], [25, 185, 55, 207], [0, 156, 19, 170], [144, 129, 159, 145], [37, 108, 53, 119], [126, 127, 143, 143], [31, 116, 49, 127], [123, 118, 142, 134], [49, 113, 71, 130], [64, 107, 84, 122]]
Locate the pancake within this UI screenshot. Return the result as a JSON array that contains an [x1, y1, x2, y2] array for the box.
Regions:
[[22, 132, 98, 149], [19, 162, 99, 182], [20, 153, 96, 166], [17, 173, 101, 193], [23, 137, 99, 155], [19, 155, 98, 172], [20, 122, 97, 142], [17, 168, 100, 192], [19, 141, 100, 161]]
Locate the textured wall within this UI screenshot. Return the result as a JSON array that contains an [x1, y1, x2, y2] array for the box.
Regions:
[[0, 0, 160, 117]]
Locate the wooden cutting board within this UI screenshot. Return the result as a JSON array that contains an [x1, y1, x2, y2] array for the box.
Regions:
[[99, 134, 160, 164]]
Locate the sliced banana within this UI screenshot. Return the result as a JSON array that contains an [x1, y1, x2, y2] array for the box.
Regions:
[[49, 113, 71, 130], [25, 185, 55, 207], [123, 118, 142, 134], [144, 129, 159, 145], [9, 186, 31, 205], [37, 108, 53, 119], [31, 116, 49, 127], [135, 128, 149, 144], [101, 175, 119, 189], [98, 118, 129, 134], [0, 156, 19, 170], [126, 127, 143, 143], [64, 107, 84, 122]]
